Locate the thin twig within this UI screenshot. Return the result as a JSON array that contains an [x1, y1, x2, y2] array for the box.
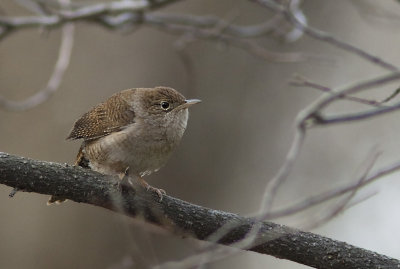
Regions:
[[290, 75, 384, 107], [312, 101, 400, 125], [144, 14, 306, 62], [266, 158, 400, 220], [259, 125, 306, 215], [155, 152, 400, 269], [0, 4, 306, 62], [303, 191, 378, 231], [251, 0, 399, 71], [300, 151, 380, 230], [0, 0, 183, 38], [380, 87, 400, 103], [167, 72, 400, 268], [298, 72, 400, 127]]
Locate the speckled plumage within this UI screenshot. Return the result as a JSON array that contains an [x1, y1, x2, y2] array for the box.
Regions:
[[67, 91, 136, 141]]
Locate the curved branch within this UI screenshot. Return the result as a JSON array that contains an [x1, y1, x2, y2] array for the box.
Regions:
[[0, 0, 183, 39], [0, 21, 74, 111], [251, 0, 399, 71], [0, 152, 398, 269]]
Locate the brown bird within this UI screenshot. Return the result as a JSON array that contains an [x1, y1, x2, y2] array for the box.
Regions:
[[48, 87, 200, 204]]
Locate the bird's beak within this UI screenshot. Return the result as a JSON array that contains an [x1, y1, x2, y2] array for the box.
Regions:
[[175, 99, 201, 110]]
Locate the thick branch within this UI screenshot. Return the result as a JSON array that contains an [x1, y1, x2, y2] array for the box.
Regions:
[[0, 152, 398, 269]]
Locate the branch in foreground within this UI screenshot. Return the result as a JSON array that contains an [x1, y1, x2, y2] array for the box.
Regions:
[[0, 153, 398, 269]]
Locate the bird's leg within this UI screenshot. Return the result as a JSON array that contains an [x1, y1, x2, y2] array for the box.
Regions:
[[117, 167, 136, 197], [118, 167, 132, 185], [118, 168, 165, 201], [137, 177, 166, 201]]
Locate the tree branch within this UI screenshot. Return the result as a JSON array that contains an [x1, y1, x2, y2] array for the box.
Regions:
[[0, 152, 398, 269], [0, 19, 74, 111], [251, 0, 399, 71]]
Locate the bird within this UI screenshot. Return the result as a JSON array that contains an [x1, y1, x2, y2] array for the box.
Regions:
[[48, 86, 200, 204]]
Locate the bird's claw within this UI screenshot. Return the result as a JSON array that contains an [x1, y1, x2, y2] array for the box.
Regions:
[[137, 176, 166, 201], [146, 185, 166, 201]]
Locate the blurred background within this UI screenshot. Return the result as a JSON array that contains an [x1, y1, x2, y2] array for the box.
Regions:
[[1, 0, 400, 268]]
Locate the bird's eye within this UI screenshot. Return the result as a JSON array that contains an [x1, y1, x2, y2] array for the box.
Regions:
[[161, 101, 170, 110]]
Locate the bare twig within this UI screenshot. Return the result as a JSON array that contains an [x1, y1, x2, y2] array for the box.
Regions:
[[15, 0, 49, 15], [251, 0, 399, 71], [312, 100, 400, 125], [259, 126, 306, 215], [2, 1, 400, 269], [144, 13, 282, 38], [300, 151, 380, 230], [182, 72, 400, 268], [302, 191, 378, 231], [299, 72, 400, 127], [281, 0, 306, 42], [266, 157, 400, 220], [290, 75, 384, 107], [282, 72, 400, 129], [0, 0, 184, 39], [155, 154, 400, 268], [0, 10, 280, 38], [380, 86, 400, 103], [158, 61, 400, 269], [165, 126, 307, 269], [350, 0, 400, 26], [143, 14, 306, 62], [0, 4, 306, 62]]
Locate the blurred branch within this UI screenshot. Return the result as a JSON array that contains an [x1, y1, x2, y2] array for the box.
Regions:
[[0, 0, 75, 111], [300, 151, 379, 231], [0, 20, 74, 111], [0, 2, 283, 39], [2, 1, 400, 267], [251, 0, 399, 71], [0, 0, 184, 111], [0, 7, 305, 62], [157, 1, 400, 263], [0, 0, 182, 31], [258, 71, 400, 214], [0, 152, 399, 269], [173, 14, 400, 263], [192, 69, 400, 269], [301, 72, 400, 126], [1, 0, 398, 111], [155, 149, 400, 269], [0, 0, 305, 111], [350, 0, 400, 26], [290, 75, 385, 107], [145, 13, 306, 62]]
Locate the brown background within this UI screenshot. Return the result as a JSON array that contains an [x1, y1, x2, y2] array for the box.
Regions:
[[1, 0, 400, 268]]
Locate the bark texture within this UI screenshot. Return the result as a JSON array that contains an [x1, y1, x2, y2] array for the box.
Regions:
[[0, 152, 398, 269]]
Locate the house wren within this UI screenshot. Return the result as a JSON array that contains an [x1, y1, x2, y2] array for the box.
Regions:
[[48, 87, 200, 204]]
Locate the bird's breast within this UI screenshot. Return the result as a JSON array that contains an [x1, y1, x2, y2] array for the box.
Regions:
[[83, 110, 189, 177]]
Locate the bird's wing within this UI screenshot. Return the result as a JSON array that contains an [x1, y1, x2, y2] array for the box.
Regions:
[[66, 92, 135, 141]]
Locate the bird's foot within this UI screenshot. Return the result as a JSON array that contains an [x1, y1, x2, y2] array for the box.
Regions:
[[146, 185, 166, 201], [138, 177, 166, 201]]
